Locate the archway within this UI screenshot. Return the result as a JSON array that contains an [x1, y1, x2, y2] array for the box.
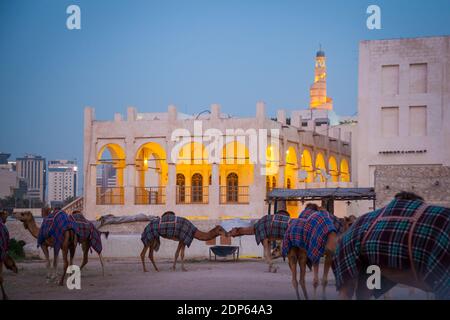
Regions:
[[135, 142, 167, 204], [300, 149, 314, 183], [328, 156, 339, 182], [315, 153, 326, 182], [96, 143, 126, 204], [340, 158, 350, 182]]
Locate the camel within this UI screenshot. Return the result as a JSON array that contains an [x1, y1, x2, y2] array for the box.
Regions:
[[140, 211, 227, 272], [229, 210, 291, 273], [14, 210, 77, 286], [271, 212, 356, 299], [1, 211, 18, 300], [333, 192, 450, 300]]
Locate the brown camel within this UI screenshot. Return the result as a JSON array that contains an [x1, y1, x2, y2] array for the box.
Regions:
[[334, 192, 450, 300], [140, 211, 227, 272], [1, 211, 18, 300], [14, 210, 77, 286], [228, 210, 291, 273]]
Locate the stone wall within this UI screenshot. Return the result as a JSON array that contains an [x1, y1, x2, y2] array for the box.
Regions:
[[374, 165, 450, 207]]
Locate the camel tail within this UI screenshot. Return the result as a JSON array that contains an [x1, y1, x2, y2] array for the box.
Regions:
[[101, 231, 110, 239]]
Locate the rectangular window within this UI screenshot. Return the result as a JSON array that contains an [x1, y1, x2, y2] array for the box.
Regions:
[[382, 65, 399, 95], [381, 107, 399, 137], [409, 106, 427, 136], [409, 63, 427, 94]]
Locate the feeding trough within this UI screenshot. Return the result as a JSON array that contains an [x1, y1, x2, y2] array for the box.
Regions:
[[209, 245, 240, 261]]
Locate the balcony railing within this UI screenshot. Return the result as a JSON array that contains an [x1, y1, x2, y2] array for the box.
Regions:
[[96, 186, 124, 205], [176, 186, 209, 204], [220, 186, 249, 204], [135, 187, 166, 205]]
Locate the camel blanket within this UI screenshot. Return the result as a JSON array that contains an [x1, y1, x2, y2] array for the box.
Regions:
[[332, 199, 450, 299], [254, 214, 290, 245], [0, 221, 9, 262], [282, 210, 337, 263], [37, 211, 78, 255], [299, 208, 343, 234], [71, 213, 103, 254], [141, 215, 198, 248]]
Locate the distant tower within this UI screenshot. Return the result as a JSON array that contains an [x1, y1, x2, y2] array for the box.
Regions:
[[309, 47, 333, 110]]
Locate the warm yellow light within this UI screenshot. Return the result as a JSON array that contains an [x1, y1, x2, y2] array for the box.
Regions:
[[143, 159, 148, 166]]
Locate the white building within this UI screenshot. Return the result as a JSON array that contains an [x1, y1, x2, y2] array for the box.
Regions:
[[16, 154, 46, 204], [48, 160, 78, 207], [356, 36, 450, 207]]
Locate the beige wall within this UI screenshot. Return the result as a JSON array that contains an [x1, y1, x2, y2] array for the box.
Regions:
[[357, 36, 450, 194]]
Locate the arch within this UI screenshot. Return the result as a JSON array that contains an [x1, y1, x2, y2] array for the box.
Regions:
[[96, 143, 126, 204], [328, 156, 339, 182], [285, 147, 298, 188], [315, 152, 326, 182], [340, 158, 350, 182], [191, 173, 204, 203], [300, 149, 314, 183], [135, 142, 168, 188], [177, 141, 210, 165], [226, 172, 239, 202]]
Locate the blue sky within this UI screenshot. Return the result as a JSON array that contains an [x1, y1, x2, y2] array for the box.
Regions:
[[1, 0, 449, 194]]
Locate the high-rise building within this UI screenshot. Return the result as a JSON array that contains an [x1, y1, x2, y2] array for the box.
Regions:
[[0, 153, 18, 199], [16, 154, 46, 204], [48, 160, 78, 207]]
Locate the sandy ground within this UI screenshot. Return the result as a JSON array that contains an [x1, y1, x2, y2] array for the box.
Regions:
[[4, 257, 430, 300]]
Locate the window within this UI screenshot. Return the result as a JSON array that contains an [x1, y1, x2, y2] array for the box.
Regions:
[[226, 173, 238, 203], [381, 107, 399, 137], [287, 178, 291, 189], [176, 174, 185, 203], [409, 63, 427, 94], [191, 173, 203, 203], [266, 176, 270, 193], [272, 176, 276, 189], [409, 106, 427, 136], [382, 65, 399, 95]]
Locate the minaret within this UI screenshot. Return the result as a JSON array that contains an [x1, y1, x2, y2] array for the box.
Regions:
[[309, 47, 333, 110]]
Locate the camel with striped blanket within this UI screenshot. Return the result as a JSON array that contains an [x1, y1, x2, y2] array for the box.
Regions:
[[229, 210, 291, 273], [140, 211, 227, 272], [333, 192, 450, 300], [1, 211, 18, 300]]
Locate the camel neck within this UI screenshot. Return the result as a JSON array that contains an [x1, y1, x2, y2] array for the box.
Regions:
[[239, 226, 255, 236], [25, 217, 40, 239]]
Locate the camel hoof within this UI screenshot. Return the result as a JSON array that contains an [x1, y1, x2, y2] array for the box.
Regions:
[[182, 268, 188, 272], [143, 270, 148, 273], [313, 280, 319, 288]]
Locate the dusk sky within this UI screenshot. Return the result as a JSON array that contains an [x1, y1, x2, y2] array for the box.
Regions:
[[1, 0, 450, 193]]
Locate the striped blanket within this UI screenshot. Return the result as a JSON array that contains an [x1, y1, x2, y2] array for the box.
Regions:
[[0, 221, 9, 262], [332, 199, 450, 299], [71, 213, 103, 254], [254, 214, 290, 245], [141, 215, 198, 248], [37, 211, 78, 255], [282, 210, 337, 263]]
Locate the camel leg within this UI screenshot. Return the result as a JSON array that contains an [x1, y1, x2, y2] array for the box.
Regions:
[[98, 253, 105, 276], [288, 249, 300, 300], [140, 245, 149, 272], [263, 239, 273, 272], [79, 241, 89, 270], [172, 242, 183, 271], [58, 231, 71, 286], [338, 279, 356, 300], [312, 263, 319, 300], [298, 249, 309, 300], [180, 243, 187, 272], [69, 242, 76, 266], [41, 245, 51, 281], [148, 246, 159, 272], [0, 263, 7, 300], [322, 252, 333, 300], [52, 248, 59, 282]]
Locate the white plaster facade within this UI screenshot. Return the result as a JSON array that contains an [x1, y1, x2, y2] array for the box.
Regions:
[[83, 102, 352, 220]]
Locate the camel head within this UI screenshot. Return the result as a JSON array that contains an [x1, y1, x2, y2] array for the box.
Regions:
[[342, 215, 356, 232], [271, 242, 283, 260], [4, 254, 18, 274], [228, 227, 241, 237], [213, 225, 227, 237], [13, 211, 34, 229]]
